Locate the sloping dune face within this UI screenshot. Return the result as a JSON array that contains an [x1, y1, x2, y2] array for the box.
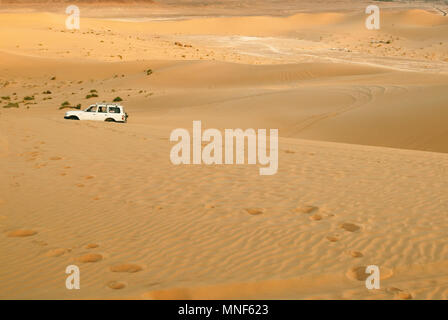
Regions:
[[391, 9, 448, 26], [0, 3, 448, 300]]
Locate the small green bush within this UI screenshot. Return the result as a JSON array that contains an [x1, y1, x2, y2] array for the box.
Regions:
[[59, 103, 81, 110], [3, 102, 19, 108], [86, 93, 98, 99], [113, 97, 123, 102]]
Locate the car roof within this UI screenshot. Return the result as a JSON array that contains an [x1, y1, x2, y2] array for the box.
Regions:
[[92, 103, 123, 107]]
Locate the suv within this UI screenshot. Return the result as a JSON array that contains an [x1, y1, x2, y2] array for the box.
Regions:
[[64, 103, 128, 123]]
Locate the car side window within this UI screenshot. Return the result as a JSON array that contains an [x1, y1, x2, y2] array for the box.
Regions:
[[86, 105, 97, 112], [108, 107, 120, 114], [98, 106, 107, 113]]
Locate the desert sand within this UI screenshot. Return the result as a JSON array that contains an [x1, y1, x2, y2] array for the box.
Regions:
[[0, 1, 448, 299]]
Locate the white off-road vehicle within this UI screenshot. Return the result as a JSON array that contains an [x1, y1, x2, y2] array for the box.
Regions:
[[64, 103, 128, 123]]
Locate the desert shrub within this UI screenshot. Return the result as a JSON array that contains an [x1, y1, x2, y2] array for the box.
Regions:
[[59, 102, 81, 110], [3, 102, 19, 108], [24, 96, 34, 101], [42, 90, 52, 94], [86, 93, 98, 99], [59, 101, 72, 108], [145, 69, 153, 76], [113, 96, 123, 102], [1, 96, 10, 100]]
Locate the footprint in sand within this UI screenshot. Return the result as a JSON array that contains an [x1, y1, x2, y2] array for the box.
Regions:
[[32, 240, 48, 246], [386, 287, 413, 299], [245, 208, 264, 216], [76, 253, 103, 263], [396, 292, 412, 300], [50, 156, 63, 161], [85, 175, 95, 180], [349, 251, 364, 258], [107, 281, 127, 290], [85, 243, 99, 249], [326, 235, 339, 242], [385, 287, 402, 294], [295, 205, 318, 214], [340, 222, 361, 232], [346, 266, 394, 281], [396, 291, 412, 300], [7, 229, 38, 237], [346, 266, 369, 281], [110, 264, 143, 273], [310, 214, 323, 221], [45, 248, 71, 257]]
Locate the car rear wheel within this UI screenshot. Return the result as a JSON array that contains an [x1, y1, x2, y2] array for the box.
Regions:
[[66, 116, 79, 120], [105, 118, 116, 122]]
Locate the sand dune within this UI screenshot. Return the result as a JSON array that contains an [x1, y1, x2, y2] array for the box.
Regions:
[[2, 49, 447, 152], [1, 4, 448, 300], [1, 117, 448, 299]]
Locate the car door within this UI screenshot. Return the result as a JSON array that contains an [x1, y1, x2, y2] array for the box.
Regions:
[[83, 105, 97, 120], [107, 105, 120, 121], [96, 105, 108, 121]]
